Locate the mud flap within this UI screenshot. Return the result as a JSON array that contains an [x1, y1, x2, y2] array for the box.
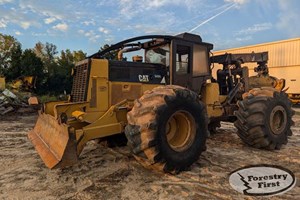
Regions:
[[28, 113, 78, 169]]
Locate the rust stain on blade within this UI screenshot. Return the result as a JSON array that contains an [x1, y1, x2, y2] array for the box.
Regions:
[[28, 113, 71, 169]]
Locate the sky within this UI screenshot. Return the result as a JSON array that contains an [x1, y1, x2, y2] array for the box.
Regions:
[[0, 0, 300, 55]]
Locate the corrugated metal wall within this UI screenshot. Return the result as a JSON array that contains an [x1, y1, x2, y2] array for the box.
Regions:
[[212, 38, 300, 94]]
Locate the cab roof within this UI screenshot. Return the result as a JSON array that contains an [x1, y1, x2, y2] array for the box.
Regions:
[[89, 32, 213, 59]]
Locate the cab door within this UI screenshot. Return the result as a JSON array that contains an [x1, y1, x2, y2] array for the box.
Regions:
[[171, 40, 193, 89]]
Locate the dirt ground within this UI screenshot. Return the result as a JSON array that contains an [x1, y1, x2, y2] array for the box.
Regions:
[[0, 109, 299, 200]]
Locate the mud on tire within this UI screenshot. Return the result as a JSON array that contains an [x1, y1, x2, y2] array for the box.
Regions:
[[234, 88, 294, 150], [125, 85, 208, 173]]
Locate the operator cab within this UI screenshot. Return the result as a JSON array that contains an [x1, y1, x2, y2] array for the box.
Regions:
[[170, 33, 213, 93], [90, 32, 213, 94]]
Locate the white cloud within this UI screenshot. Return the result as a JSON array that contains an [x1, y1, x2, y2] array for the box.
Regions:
[[105, 18, 121, 26], [44, 17, 56, 24], [84, 30, 94, 37], [0, 4, 41, 30], [105, 37, 114, 43], [131, 12, 177, 34], [236, 36, 252, 41], [31, 32, 47, 37], [277, 0, 300, 37], [118, 0, 206, 20], [52, 23, 68, 32], [20, 21, 31, 29], [98, 27, 109, 34], [224, 0, 248, 9], [19, 1, 64, 20], [0, 0, 13, 4], [82, 21, 95, 26], [236, 23, 272, 36], [15, 31, 22, 35], [144, 0, 204, 10], [0, 19, 7, 28], [118, 0, 139, 19], [78, 29, 101, 42], [95, 1, 115, 7], [78, 29, 85, 34], [110, 9, 177, 35], [224, 0, 248, 5], [146, 0, 169, 8]]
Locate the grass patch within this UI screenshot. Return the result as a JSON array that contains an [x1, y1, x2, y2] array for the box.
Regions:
[[38, 95, 59, 104]]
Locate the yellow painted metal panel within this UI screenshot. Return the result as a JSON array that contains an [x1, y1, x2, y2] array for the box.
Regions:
[[86, 59, 109, 114], [0, 77, 5, 90], [201, 83, 223, 117], [109, 82, 142, 106], [109, 81, 161, 106]]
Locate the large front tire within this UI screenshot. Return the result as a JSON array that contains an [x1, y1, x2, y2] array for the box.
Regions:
[[234, 88, 294, 150], [125, 85, 208, 173]]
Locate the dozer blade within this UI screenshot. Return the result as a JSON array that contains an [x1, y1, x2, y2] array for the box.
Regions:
[[28, 113, 78, 169]]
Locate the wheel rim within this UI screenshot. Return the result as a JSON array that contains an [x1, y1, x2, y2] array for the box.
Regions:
[[165, 110, 196, 152], [269, 105, 287, 135]]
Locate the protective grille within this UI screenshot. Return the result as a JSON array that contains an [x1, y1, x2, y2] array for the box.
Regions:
[[71, 60, 89, 102]]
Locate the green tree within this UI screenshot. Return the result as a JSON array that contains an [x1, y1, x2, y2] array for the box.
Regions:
[[100, 44, 118, 60], [55, 49, 87, 94], [0, 33, 22, 80], [8, 44, 22, 80], [20, 49, 43, 76], [36, 47, 87, 95], [34, 42, 58, 73], [20, 49, 44, 91], [55, 49, 74, 93], [34, 42, 60, 94], [73, 50, 86, 62], [0, 35, 88, 95], [33, 42, 45, 61]]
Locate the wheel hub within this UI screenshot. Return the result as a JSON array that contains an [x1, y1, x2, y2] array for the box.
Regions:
[[166, 110, 196, 152], [270, 105, 287, 135]]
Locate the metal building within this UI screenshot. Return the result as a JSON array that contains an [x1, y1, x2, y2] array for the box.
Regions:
[[212, 37, 300, 103]]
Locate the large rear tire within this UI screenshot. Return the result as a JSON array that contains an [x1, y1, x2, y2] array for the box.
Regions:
[[234, 88, 294, 150], [125, 85, 208, 173]]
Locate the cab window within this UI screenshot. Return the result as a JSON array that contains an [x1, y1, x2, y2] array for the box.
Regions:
[[145, 44, 170, 66], [193, 44, 209, 76], [176, 45, 190, 75]]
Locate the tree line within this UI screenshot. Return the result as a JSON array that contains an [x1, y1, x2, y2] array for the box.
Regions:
[[0, 33, 86, 95]]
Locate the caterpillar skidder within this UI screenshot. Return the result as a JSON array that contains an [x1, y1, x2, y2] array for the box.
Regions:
[[28, 33, 294, 173]]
